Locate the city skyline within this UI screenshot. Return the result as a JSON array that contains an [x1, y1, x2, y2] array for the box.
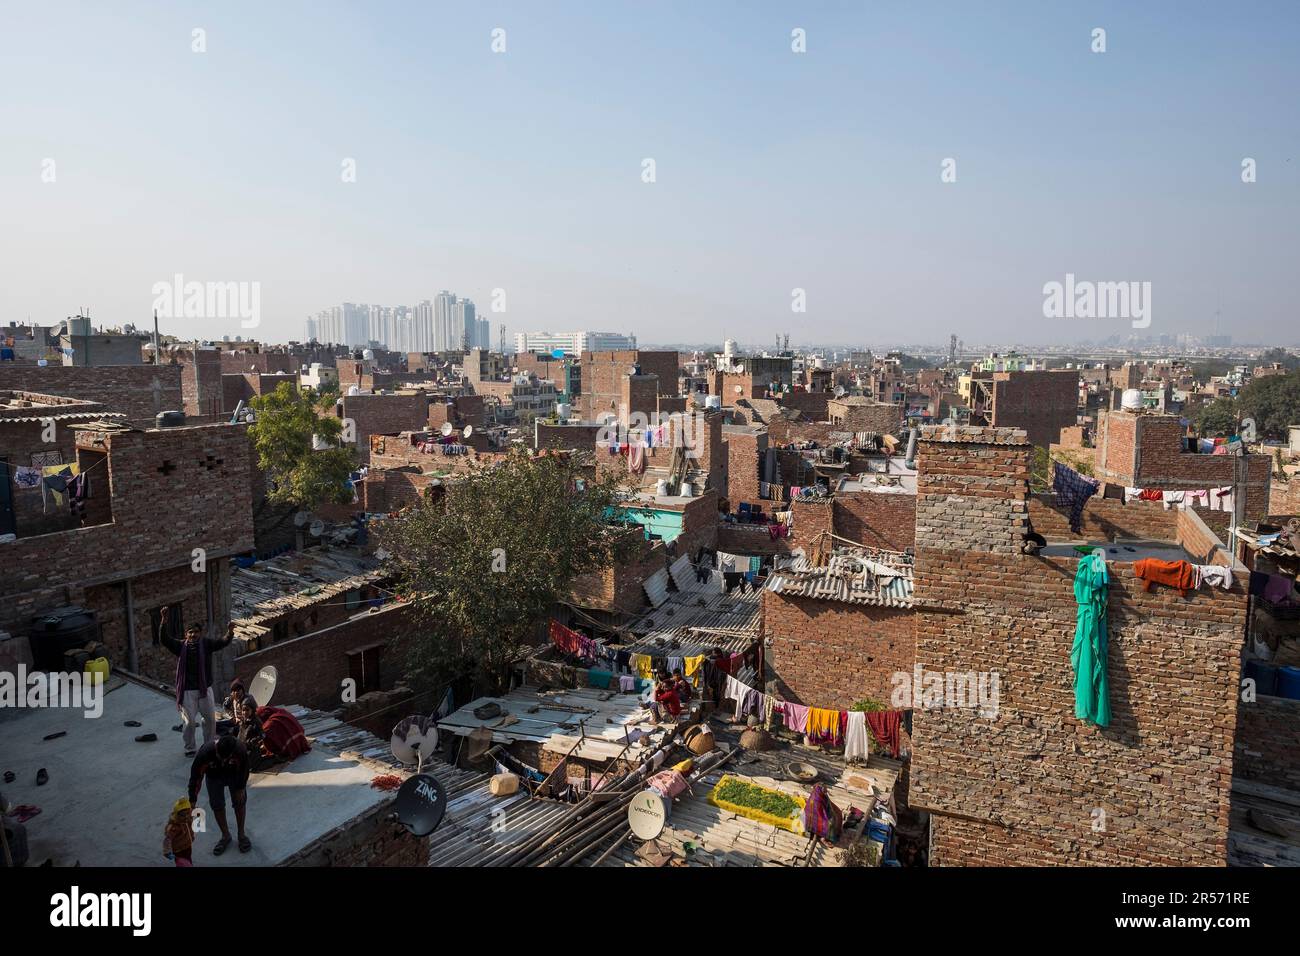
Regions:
[[3, 2, 1297, 347]]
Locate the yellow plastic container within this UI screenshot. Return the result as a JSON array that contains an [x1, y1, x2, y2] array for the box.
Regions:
[[84, 656, 110, 686]]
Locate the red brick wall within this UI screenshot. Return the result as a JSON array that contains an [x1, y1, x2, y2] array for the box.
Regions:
[[2, 423, 254, 634], [989, 370, 1079, 448], [234, 604, 410, 712], [725, 429, 764, 506], [834, 492, 916, 551], [1097, 411, 1272, 522], [1027, 494, 1178, 541], [1234, 695, 1300, 793], [763, 590, 916, 708], [0, 364, 183, 425], [279, 796, 430, 867], [342, 393, 431, 463], [911, 425, 1246, 867]]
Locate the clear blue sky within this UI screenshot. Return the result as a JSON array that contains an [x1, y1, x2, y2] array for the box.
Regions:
[[2, 1, 1296, 347]]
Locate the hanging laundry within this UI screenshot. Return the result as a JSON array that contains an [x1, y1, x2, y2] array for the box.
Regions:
[[806, 707, 846, 747], [684, 655, 705, 687], [1138, 488, 1164, 501], [1133, 558, 1197, 597], [1071, 551, 1111, 728], [12, 465, 42, 490], [865, 710, 902, 758], [844, 710, 870, 761], [779, 700, 810, 734], [1052, 461, 1099, 534], [1161, 490, 1185, 511], [1195, 565, 1233, 590], [632, 653, 654, 680]]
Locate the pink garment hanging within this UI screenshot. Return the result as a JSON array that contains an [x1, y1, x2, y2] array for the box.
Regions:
[[780, 701, 810, 734]]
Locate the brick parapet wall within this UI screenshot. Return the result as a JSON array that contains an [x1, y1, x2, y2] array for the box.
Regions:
[[0, 364, 183, 424]]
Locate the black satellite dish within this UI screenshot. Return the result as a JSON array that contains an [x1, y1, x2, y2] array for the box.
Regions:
[[393, 773, 447, 837]]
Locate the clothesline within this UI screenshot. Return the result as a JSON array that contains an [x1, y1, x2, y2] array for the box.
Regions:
[[717, 667, 906, 760]]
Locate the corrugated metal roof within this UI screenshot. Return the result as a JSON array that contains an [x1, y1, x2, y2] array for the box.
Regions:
[[765, 547, 914, 608], [643, 567, 670, 608], [0, 410, 125, 424]]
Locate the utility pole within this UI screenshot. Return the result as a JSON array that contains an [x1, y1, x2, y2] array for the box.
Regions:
[[152, 310, 160, 365]]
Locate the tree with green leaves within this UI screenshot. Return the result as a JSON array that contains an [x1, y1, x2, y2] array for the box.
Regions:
[[248, 381, 356, 508], [380, 449, 641, 694], [1196, 397, 1239, 438], [1239, 369, 1300, 441]]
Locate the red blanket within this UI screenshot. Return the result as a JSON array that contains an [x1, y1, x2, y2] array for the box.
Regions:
[[256, 706, 312, 760]]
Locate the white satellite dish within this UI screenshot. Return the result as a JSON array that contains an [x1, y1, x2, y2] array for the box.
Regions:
[[248, 666, 277, 708], [293, 510, 311, 528], [440, 421, 454, 437], [390, 715, 440, 772], [628, 790, 669, 840], [309, 518, 325, 537], [463, 424, 473, 438], [733, 385, 743, 395], [834, 385, 846, 398]]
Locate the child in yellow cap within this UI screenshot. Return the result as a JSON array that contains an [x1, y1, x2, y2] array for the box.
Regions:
[[163, 797, 195, 866]]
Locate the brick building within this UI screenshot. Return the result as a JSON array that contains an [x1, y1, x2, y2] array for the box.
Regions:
[[2, 421, 254, 687], [340, 392, 431, 463], [0, 363, 183, 426], [986, 369, 1080, 448], [909, 425, 1248, 866], [578, 350, 679, 421], [1095, 409, 1272, 526]]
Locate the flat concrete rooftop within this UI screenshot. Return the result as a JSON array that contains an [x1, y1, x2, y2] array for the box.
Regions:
[[1, 677, 389, 866]]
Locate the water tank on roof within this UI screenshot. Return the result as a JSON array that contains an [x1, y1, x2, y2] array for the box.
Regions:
[[556, 403, 571, 419], [29, 607, 99, 671], [705, 395, 721, 410], [1121, 388, 1143, 411], [155, 410, 186, 429]]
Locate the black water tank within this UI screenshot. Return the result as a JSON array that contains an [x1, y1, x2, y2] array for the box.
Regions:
[[155, 410, 187, 428], [29, 607, 100, 671]]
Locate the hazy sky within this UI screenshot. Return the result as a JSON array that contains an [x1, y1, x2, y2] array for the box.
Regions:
[[2, 1, 1297, 348]]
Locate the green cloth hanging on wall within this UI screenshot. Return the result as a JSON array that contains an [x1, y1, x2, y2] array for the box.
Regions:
[[1071, 551, 1111, 727]]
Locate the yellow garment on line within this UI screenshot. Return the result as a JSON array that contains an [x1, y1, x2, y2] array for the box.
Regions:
[[42, 462, 79, 509], [806, 707, 840, 740], [632, 654, 654, 680], [684, 655, 705, 686]]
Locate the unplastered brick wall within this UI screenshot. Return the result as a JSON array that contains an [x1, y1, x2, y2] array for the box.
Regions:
[[235, 604, 410, 712], [911, 422, 1247, 866], [280, 793, 430, 867], [989, 370, 1079, 449], [1, 423, 254, 634], [790, 497, 833, 549], [1097, 411, 1272, 522], [725, 428, 764, 506], [914, 426, 1030, 554], [1028, 494, 1178, 542], [834, 491, 916, 552], [1234, 695, 1300, 793], [0, 364, 183, 424], [342, 393, 431, 463], [763, 590, 915, 708]]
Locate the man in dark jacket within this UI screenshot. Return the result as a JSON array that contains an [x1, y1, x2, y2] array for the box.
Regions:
[[188, 735, 251, 855], [159, 607, 235, 756]]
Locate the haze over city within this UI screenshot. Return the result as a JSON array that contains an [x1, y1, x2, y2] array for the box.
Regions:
[[3, 0, 1298, 346]]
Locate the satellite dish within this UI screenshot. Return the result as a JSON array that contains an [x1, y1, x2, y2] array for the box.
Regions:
[[733, 385, 743, 395], [390, 715, 440, 771], [248, 666, 277, 708], [550, 348, 565, 359], [628, 790, 669, 840], [440, 422, 454, 437], [393, 773, 447, 837], [834, 385, 846, 398], [309, 518, 325, 537], [462, 425, 473, 438], [293, 510, 311, 528]]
